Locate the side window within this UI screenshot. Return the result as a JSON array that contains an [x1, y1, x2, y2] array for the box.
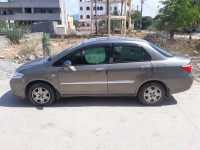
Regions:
[[68, 47, 108, 65], [113, 45, 150, 63]]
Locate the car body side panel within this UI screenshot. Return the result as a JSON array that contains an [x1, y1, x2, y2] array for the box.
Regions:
[[57, 64, 108, 95], [107, 62, 153, 95], [150, 59, 193, 94], [13, 65, 61, 99]]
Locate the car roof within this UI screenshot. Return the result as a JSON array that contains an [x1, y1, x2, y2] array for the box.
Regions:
[[83, 37, 148, 45]]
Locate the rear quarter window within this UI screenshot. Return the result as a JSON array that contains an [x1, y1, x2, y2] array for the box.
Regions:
[[149, 43, 173, 57]]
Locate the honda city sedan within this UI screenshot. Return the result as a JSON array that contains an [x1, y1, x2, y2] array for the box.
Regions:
[[10, 37, 193, 106]]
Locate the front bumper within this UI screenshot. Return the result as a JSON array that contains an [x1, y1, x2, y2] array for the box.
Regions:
[[10, 78, 27, 99]]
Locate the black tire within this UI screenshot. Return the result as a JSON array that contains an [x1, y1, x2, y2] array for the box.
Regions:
[[28, 83, 56, 106], [138, 82, 165, 106]]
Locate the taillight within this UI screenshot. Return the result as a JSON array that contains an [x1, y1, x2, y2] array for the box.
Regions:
[[182, 65, 192, 73]]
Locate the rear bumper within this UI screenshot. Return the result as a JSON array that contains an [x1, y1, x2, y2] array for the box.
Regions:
[[10, 78, 26, 99], [169, 73, 194, 94]]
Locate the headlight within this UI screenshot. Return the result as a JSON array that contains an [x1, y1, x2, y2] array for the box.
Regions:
[[12, 72, 24, 79]]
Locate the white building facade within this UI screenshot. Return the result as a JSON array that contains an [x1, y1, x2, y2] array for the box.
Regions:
[[79, 0, 119, 28]]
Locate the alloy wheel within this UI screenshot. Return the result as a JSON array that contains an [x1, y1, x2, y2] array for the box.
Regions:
[[32, 87, 51, 104]]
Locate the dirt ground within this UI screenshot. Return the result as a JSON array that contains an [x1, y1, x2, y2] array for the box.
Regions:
[[0, 32, 199, 60], [0, 79, 200, 150]]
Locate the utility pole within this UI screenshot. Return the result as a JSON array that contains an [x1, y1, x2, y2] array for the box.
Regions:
[[140, 0, 145, 32], [136, 5, 139, 30], [95, 0, 97, 35]]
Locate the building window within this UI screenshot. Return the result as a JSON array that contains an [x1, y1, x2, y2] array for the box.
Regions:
[[48, 9, 53, 13], [86, 7, 90, 11], [114, 6, 117, 11], [80, 7, 83, 11], [41, 9, 45, 13], [86, 15, 90, 19], [80, 0, 82, 2], [97, 7, 100, 10], [100, 6, 103, 10], [25, 8, 32, 13], [93, 6, 96, 10], [80, 15, 83, 19]]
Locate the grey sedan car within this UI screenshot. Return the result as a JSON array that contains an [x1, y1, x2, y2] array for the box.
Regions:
[[10, 37, 193, 106]]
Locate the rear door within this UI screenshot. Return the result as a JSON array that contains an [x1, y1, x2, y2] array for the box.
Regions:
[[57, 44, 111, 95], [107, 43, 153, 95]]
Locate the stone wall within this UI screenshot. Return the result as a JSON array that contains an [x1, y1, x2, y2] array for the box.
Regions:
[[31, 21, 58, 37], [0, 32, 43, 50], [0, 36, 10, 51], [20, 32, 43, 42]]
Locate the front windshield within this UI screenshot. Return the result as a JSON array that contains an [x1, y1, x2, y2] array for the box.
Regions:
[[149, 43, 173, 57]]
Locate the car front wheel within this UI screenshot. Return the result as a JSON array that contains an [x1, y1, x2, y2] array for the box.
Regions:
[[28, 83, 55, 106], [138, 82, 165, 106]]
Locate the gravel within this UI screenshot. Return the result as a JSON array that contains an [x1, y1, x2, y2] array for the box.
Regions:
[[0, 61, 21, 80]]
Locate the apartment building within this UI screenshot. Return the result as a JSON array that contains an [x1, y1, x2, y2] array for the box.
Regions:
[[79, 0, 119, 28], [0, 0, 68, 27]]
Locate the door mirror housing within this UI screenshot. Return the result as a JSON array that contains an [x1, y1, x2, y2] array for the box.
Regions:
[[63, 60, 72, 68]]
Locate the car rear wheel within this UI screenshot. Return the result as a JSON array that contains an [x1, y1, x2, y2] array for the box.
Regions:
[[138, 82, 165, 106], [28, 83, 55, 106]]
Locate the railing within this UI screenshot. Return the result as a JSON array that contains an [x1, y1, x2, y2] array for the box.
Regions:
[[0, 1, 59, 8]]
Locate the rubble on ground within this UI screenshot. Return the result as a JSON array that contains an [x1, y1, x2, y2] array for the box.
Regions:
[[0, 61, 21, 80]]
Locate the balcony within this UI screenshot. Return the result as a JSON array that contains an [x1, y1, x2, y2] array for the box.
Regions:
[[0, 1, 60, 8], [0, 13, 61, 21]]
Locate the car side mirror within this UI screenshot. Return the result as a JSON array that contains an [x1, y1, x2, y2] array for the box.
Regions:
[[63, 60, 72, 68]]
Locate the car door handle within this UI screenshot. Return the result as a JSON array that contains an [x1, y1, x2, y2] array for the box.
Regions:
[[141, 65, 151, 70], [96, 68, 105, 72]]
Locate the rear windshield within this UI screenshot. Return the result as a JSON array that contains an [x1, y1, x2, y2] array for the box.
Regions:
[[149, 43, 173, 57]]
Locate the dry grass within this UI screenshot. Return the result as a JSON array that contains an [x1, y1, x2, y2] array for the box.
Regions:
[[1, 33, 199, 61]]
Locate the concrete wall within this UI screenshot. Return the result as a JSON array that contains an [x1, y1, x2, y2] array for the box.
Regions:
[[0, 0, 68, 27], [0, 0, 60, 8], [0, 35, 10, 51], [31, 21, 58, 37], [0, 32, 43, 50]]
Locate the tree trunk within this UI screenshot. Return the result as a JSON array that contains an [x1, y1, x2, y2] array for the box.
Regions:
[[169, 31, 175, 40]]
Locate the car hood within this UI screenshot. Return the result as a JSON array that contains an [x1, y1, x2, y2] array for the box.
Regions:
[[16, 58, 45, 72]]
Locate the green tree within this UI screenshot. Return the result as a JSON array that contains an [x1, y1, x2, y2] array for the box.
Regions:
[[156, 0, 200, 40], [131, 10, 141, 29], [73, 20, 79, 28], [142, 16, 153, 30]]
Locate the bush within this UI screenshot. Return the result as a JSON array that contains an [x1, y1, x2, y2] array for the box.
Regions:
[[5, 23, 28, 44], [18, 44, 36, 56], [0, 21, 7, 33], [42, 33, 51, 56]]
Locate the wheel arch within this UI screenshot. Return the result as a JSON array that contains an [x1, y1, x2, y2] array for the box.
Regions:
[[25, 80, 61, 100], [136, 80, 170, 96]]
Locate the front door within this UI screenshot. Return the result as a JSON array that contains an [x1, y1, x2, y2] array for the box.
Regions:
[[57, 44, 110, 95], [108, 43, 152, 95]]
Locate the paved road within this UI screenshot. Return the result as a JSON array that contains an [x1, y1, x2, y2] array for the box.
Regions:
[[0, 79, 200, 150]]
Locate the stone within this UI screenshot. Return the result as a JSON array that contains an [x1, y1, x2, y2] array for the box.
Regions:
[[14, 55, 21, 59], [197, 63, 200, 68], [26, 55, 36, 61], [0, 55, 5, 59]]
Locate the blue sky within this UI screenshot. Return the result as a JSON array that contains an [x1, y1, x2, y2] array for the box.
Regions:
[[65, 0, 162, 17]]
